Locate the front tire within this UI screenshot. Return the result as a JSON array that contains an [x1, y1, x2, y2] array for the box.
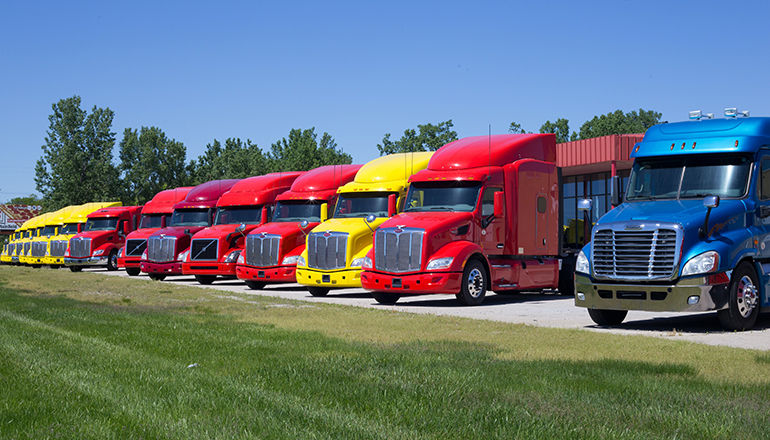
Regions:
[[587, 309, 628, 326], [372, 291, 400, 305], [69, 267, 82, 273], [245, 280, 266, 290], [106, 250, 118, 271], [456, 259, 487, 306], [308, 286, 329, 297], [195, 275, 217, 285], [125, 267, 141, 276], [718, 262, 760, 331], [148, 273, 166, 281]]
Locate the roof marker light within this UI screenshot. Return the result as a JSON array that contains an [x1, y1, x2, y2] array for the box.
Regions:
[[690, 110, 702, 120], [725, 108, 737, 118]]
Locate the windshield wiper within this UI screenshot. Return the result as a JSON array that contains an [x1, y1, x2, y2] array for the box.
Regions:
[[428, 206, 455, 211]]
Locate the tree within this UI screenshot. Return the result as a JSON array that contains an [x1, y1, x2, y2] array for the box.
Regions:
[[193, 138, 267, 184], [539, 118, 575, 143], [118, 127, 195, 205], [267, 128, 351, 171], [508, 122, 528, 134], [34, 96, 120, 211], [577, 109, 662, 140], [4, 194, 43, 206], [377, 120, 458, 155]]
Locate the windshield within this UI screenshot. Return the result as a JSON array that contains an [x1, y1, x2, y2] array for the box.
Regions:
[[627, 154, 752, 201], [214, 206, 263, 225], [61, 223, 79, 234], [85, 218, 119, 231], [170, 209, 209, 227], [334, 192, 394, 218], [139, 214, 170, 229], [404, 182, 482, 212], [42, 225, 58, 236], [272, 201, 324, 222]]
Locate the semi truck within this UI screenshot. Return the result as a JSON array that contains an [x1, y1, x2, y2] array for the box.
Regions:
[[141, 179, 240, 281], [28, 207, 75, 268], [43, 202, 122, 268], [235, 164, 362, 289], [64, 205, 143, 271], [295, 152, 434, 296], [118, 187, 193, 276], [1, 229, 20, 264], [575, 111, 770, 331], [360, 134, 575, 305], [182, 172, 303, 285]]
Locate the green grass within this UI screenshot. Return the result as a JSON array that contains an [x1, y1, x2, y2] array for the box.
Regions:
[[0, 266, 768, 439]]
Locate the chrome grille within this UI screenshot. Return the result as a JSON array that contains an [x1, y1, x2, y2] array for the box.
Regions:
[[307, 231, 348, 270], [190, 239, 218, 261], [147, 236, 176, 262], [69, 237, 92, 258], [375, 227, 424, 273], [591, 223, 681, 281], [50, 240, 68, 257], [31, 242, 47, 257], [125, 239, 147, 257], [245, 234, 281, 267]]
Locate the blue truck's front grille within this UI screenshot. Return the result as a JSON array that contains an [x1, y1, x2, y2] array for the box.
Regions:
[[592, 224, 681, 281]]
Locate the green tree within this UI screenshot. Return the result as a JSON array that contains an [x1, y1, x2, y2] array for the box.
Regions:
[[193, 138, 267, 183], [508, 122, 528, 134], [34, 96, 120, 211], [4, 195, 43, 206], [377, 120, 458, 155], [267, 128, 351, 171], [577, 109, 662, 140], [118, 127, 194, 205], [539, 118, 575, 143]]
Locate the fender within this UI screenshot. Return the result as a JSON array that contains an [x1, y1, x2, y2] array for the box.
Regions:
[[429, 240, 488, 273]]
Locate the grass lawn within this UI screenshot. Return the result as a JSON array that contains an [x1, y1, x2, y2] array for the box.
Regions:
[[0, 266, 768, 439]]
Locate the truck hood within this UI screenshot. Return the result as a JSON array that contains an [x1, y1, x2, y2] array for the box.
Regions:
[[600, 199, 747, 231], [71, 230, 118, 242], [125, 228, 162, 241], [249, 221, 314, 238], [310, 217, 387, 237], [149, 226, 206, 240], [380, 211, 474, 236], [190, 224, 261, 241]]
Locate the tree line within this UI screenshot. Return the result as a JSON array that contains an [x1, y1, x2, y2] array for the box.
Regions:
[[31, 95, 662, 211]]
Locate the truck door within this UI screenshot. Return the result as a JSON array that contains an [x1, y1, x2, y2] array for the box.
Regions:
[[755, 155, 770, 261], [479, 187, 504, 255]]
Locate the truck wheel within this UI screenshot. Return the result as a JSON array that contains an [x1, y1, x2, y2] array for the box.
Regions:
[[308, 286, 329, 297], [195, 275, 217, 285], [372, 291, 400, 305], [718, 262, 760, 331], [587, 309, 628, 326], [456, 259, 487, 306], [106, 250, 118, 271], [126, 268, 141, 276], [148, 273, 166, 281], [558, 256, 575, 296], [245, 280, 266, 290], [69, 267, 82, 273]]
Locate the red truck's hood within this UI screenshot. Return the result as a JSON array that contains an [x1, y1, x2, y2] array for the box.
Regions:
[[379, 211, 475, 255], [247, 221, 317, 257], [190, 224, 261, 241], [70, 230, 117, 242], [149, 226, 207, 240], [125, 228, 162, 241]]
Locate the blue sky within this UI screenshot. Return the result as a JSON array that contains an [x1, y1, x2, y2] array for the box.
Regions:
[[1, 0, 768, 201]]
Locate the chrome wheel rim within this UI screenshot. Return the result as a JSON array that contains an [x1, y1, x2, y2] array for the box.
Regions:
[[737, 275, 758, 318], [466, 267, 485, 298]]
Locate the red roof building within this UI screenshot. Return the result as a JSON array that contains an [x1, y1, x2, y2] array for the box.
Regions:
[[0, 205, 42, 234]]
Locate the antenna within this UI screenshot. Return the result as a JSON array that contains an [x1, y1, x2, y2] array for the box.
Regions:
[[488, 125, 492, 181]]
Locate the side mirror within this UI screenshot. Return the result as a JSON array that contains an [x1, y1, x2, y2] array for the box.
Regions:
[[364, 214, 377, 234], [299, 220, 310, 237], [704, 195, 720, 209], [235, 223, 246, 235], [121, 220, 128, 234], [610, 175, 622, 207], [207, 208, 213, 226], [388, 194, 397, 217], [161, 216, 167, 228], [699, 195, 720, 239], [578, 199, 593, 212], [320, 203, 328, 223], [493, 191, 505, 218], [77, 223, 82, 233]]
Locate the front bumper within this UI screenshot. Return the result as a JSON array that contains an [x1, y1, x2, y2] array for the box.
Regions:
[[118, 257, 140, 269], [182, 262, 236, 277], [236, 264, 297, 283], [141, 261, 183, 275], [361, 270, 462, 294], [65, 256, 108, 267], [574, 273, 730, 312], [296, 267, 363, 289]]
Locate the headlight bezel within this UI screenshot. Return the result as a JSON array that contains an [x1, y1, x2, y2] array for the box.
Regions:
[[575, 250, 590, 275], [426, 257, 453, 271], [681, 251, 719, 277]]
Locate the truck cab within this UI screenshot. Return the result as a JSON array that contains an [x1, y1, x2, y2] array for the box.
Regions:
[[44, 202, 121, 268], [141, 179, 241, 281], [236, 164, 362, 290], [182, 173, 303, 285], [64, 205, 143, 271], [18, 216, 44, 266], [295, 152, 433, 296], [28, 208, 72, 267], [1, 229, 20, 264], [361, 134, 567, 305], [574, 112, 770, 330], [118, 187, 193, 276]]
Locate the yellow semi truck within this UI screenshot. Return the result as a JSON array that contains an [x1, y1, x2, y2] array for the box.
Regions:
[[18, 215, 45, 266], [1, 228, 21, 264], [28, 206, 77, 268], [295, 152, 433, 296]]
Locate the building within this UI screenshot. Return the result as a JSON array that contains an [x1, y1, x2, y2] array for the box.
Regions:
[[0, 205, 42, 235]]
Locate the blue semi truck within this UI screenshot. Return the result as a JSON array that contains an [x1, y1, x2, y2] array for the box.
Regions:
[[574, 109, 770, 330]]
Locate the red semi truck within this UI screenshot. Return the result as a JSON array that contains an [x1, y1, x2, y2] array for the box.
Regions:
[[117, 187, 193, 276], [360, 133, 575, 305], [182, 172, 303, 285], [140, 179, 241, 281], [235, 164, 362, 289], [64, 205, 144, 272]]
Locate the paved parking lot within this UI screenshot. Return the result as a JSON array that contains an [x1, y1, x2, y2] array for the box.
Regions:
[[96, 270, 770, 351]]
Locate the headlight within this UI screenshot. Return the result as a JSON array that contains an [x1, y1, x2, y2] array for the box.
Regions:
[[362, 256, 372, 269], [282, 255, 300, 265], [575, 250, 590, 274], [297, 255, 306, 268], [118, 247, 124, 258], [223, 250, 241, 263], [681, 251, 719, 276], [178, 250, 190, 262], [427, 257, 453, 270], [93, 249, 105, 256], [350, 257, 364, 268], [141, 249, 148, 261], [237, 252, 245, 265]]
